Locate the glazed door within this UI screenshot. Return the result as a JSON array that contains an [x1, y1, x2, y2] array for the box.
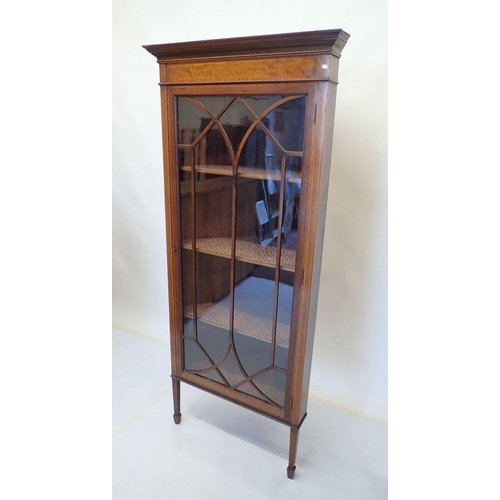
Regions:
[[176, 93, 307, 412]]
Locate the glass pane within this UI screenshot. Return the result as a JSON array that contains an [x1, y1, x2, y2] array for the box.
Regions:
[[217, 346, 245, 387], [233, 169, 279, 385], [242, 95, 306, 151], [176, 94, 307, 410], [194, 96, 232, 117], [193, 138, 232, 341], [232, 266, 275, 380], [183, 338, 212, 370], [238, 124, 281, 176], [232, 118, 285, 386], [183, 338, 226, 385], [196, 163, 232, 383], [178, 135, 233, 384], [178, 148, 194, 338], [236, 382, 267, 400], [181, 247, 194, 339], [219, 99, 255, 154], [200, 123, 232, 168], [177, 97, 210, 145], [242, 96, 283, 118], [263, 96, 306, 152], [274, 156, 302, 369], [253, 368, 287, 407]]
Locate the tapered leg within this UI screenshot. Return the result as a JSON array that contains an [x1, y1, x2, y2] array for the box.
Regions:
[[172, 378, 181, 424], [287, 427, 300, 479]]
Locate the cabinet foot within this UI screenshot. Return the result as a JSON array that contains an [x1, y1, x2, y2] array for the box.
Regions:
[[172, 378, 181, 424], [287, 427, 299, 479]]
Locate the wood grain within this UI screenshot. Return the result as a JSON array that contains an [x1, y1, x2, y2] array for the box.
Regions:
[[164, 56, 321, 85]]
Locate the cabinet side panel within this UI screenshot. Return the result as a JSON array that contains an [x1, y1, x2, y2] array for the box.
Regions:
[[297, 81, 339, 421]]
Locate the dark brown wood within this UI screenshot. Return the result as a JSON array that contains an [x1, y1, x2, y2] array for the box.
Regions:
[[287, 427, 300, 479], [174, 373, 290, 425], [143, 29, 349, 61], [172, 378, 181, 424], [230, 366, 273, 390], [160, 86, 183, 378], [297, 80, 340, 422], [283, 84, 319, 423], [146, 29, 349, 478]]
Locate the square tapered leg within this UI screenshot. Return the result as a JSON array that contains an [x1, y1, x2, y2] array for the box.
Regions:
[[172, 378, 181, 424], [287, 427, 299, 479]]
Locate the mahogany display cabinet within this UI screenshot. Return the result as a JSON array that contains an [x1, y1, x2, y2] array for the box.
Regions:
[[143, 29, 350, 478]]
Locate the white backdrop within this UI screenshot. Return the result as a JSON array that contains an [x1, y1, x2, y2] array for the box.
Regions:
[[112, 0, 387, 422]]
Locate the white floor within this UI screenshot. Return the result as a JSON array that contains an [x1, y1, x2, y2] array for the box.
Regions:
[[112, 326, 388, 499]]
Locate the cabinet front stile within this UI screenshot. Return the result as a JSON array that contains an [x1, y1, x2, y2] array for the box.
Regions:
[[283, 83, 319, 424], [160, 84, 185, 378]]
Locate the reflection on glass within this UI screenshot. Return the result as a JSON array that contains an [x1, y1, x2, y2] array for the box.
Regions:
[[253, 368, 287, 408], [177, 98, 210, 145], [177, 95, 306, 407], [242, 96, 306, 152], [219, 99, 255, 154], [193, 96, 232, 117], [273, 156, 302, 369], [183, 338, 226, 385], [179, 148, 194, 339]]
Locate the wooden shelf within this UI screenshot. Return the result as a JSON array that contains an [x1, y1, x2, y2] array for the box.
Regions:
[[180, 164, 301, 183], [179, 175, 254, 196], [184, 302, 290, 348], [182, 237, 296, 273]]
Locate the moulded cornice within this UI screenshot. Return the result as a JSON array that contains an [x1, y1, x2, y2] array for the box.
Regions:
[[143, 29, 350, 62]]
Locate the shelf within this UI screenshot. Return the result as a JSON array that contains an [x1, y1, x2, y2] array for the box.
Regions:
[[184, 302, 290, 348], [179, 175, 253, 196], [182, 237, 296, 273], [180, 164, 301, 183]]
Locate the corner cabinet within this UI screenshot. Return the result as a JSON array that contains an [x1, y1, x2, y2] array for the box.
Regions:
[[143, 29, 349, 479]]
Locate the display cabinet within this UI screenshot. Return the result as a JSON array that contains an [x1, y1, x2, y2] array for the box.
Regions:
[[144, 29, 349, 478]]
